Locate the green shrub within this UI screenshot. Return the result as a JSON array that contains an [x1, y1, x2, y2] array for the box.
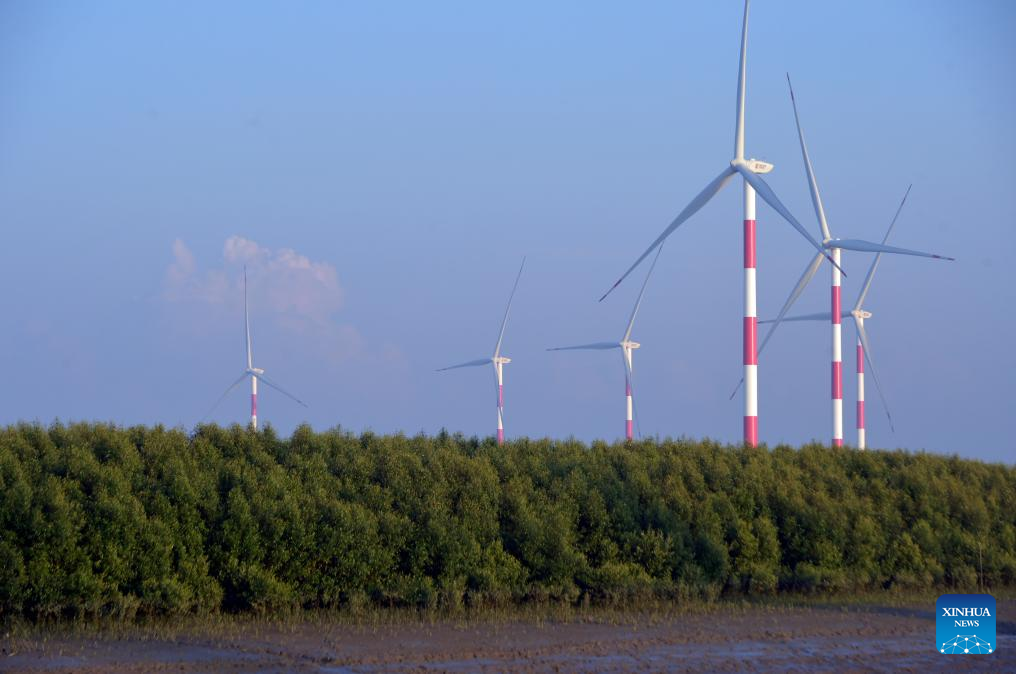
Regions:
[[0, 422, 1013, 618]]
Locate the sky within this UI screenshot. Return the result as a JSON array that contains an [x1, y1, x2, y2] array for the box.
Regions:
[[1, 1, 1013, 463]]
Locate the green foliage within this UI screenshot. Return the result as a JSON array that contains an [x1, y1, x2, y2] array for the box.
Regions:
[[0, 422, 1013, 618]]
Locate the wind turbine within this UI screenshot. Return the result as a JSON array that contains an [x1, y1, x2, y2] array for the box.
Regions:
[[756, 187, 944, 449], [848, 212, 910, 450], [203, 267, 308, 429], [549, 247, 662, 441], [599, 0, 843, 447], [437, 258, 525, 445], [733, 76, 953, 446]]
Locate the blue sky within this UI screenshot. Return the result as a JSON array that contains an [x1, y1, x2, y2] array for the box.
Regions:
[[1, 1, 1013, 462]]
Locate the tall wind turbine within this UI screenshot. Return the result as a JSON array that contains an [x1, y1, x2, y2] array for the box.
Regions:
[[204, 267, 308, 429], [549, 247, 662, 440], [735, 77, 953, 446], [437, 258, 525, 445], [756, 187, 944, 449], [600, 0, 842, 446]]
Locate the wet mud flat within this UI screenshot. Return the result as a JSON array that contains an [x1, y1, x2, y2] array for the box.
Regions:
[[4, 600, 1013, 673]]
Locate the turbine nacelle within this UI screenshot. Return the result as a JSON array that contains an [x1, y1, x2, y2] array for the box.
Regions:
[[851, 309, 872, 320], [621, 340, 641, 350], [732, 157, 774, 174], [246, 367, 265, 375], [494, 356, 511, 365]]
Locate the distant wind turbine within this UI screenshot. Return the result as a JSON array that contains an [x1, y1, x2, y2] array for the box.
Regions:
[[549, 247, 663, 440], [599, 0, 842, 446], [757, 188, 943, 449], [437, 258, 525, 445], [731, 76, 953, 446], [203, 266, 307, 429]]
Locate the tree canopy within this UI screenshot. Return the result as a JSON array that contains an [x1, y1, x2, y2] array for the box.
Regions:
[[1, 422, 1012, 618]]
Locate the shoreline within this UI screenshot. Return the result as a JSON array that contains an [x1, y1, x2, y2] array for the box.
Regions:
[[6, 597, 1013, 673]]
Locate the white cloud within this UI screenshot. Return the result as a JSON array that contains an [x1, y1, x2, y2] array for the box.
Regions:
[[160, 237, 413, 413], [162, 236, 368, 371], [165, 238, 230, 306], [167, 239, 195, 283], [223, 236, 264, 265], [164, 236, 344, 329]]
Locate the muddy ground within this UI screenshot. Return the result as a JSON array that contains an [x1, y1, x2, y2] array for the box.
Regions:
[[3, 600, 1013, 673]]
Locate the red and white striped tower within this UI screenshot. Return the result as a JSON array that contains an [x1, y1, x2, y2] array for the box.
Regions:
[[251, 375, 258, 430], [495, 357, 508, 445], [855, 331, 865, 449], [624, 345, 634, 440], [830, 247, 843, 446], [743, 181, 758, 446]]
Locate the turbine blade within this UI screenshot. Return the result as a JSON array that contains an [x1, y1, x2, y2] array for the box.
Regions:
[[436, 358, 490, 372], [200, 371, 249, 422], [758, 311, 833, 324], [834, 238, 954, 260], [494, 257, 525, 359], [623, 245, 663, 343], [255, 373, 308, 408], [757, 251, 826, 342], [734, 165, 846, 276], [547, 342, 620, 351], [786, 74, 831, 241], [600, 166, 736, 301], [728, 251, 823, 400], [854, 317, 893, 432], [734, 0, 751, 159], [856, 185, 911, 310], [244, 266, 252, 370]]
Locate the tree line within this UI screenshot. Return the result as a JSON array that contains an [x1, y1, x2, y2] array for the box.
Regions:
[[0, 422, 1013, 618]]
